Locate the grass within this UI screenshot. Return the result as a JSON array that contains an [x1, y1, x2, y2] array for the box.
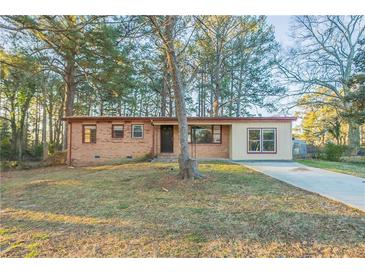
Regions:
[[297, 159, 365, 178], [1, 162, 364, 258]]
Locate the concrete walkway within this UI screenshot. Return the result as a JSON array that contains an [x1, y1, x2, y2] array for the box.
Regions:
[[237, 161, 365, 211]]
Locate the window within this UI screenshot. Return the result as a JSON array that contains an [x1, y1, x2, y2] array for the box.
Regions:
[[83, 125, 96, 143], [132, 124, 143, 138], [112, 125, 124, 138], [248, 129, 261, 152], [248, 128, 276, 153], [188, 125, 222, 144], [262, 129, 275, 152], [194, 125, 213, 143]]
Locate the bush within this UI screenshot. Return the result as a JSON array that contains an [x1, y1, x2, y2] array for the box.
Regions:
[[340, 155, 365, 164], [43, 151, 67, 166], [33, 144, 43, 159], [48, 143, 63, 155], [321, 142, 347, 161], [0, 161, 19, 171], [24, 144, 44, 161], [0, 137, 15, 161]]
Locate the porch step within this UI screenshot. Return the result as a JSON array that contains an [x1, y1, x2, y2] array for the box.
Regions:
[[152, 157, 178, 163], [158, 153, 177, 159]]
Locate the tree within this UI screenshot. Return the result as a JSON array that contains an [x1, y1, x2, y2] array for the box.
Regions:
[[1, 16, 99, 149], [343, 38, 365, 125], [0, 50, 40, 160], [280, 16, 365, 153], [343, 74, 365, 125], [0, 16, 130, 147], [193, 16, 284, 117], [148, 16, 199, 179], [0, 16, 288, 165], [297, 93, 347, 146]]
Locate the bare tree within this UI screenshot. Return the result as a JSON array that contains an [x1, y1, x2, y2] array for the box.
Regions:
[[280, 16, 365, 152]]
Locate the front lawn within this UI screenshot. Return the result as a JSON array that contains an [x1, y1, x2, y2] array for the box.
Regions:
[[297, 159, 365, 178], [1, 162, 364, 257]]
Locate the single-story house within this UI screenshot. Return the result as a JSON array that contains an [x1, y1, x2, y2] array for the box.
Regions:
[[62, 116, 296, 166]]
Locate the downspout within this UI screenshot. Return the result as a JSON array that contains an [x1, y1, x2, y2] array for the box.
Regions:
[[68, 121, 72, 165], [151, 119, 155, 158]]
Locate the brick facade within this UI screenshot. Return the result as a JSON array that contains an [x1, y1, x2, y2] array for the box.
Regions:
[[68, 120, 155, 166], [67, 120, 230, 166], [65, 116, 295, 165], [154, 125, 230, 159]]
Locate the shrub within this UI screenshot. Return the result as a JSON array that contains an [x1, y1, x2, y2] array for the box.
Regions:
[[321, 142, 347, 161], [340, 155, 365, 164], [0, 137, 15, 161], [48, 143, 63, 155], [33, 144, 43, 159], [0, 161, 18, 171], [43, 151, 67, 166]]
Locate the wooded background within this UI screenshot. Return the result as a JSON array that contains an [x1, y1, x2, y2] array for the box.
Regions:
[[0, 16, 364, 161]]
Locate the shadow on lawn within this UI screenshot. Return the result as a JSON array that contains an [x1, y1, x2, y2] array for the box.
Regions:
[[1, 163, 365, 257], [2, 204, 365, 246]]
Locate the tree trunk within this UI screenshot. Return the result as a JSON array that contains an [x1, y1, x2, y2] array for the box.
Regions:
[[118, 101, 122, 116], [100, 100, 104, 116], [198, 72, 202, 116], [48, 101, 54, 145], [17, 96, 32, 161], [9, 97, 17, 155], [17, 131, 22, 161], [236, 61, 244, 117], [161, 58, 168, 116], [34, 98, 40, 147], [209, 75, 214, 117], [202, 72, 206, 117], [168, 87, 173, 117], [63, 55, 76, 150], [213, 50, 222, 117], [348, 120, 360, 155], [158, 15, 199, 179], [42, 104, 48, 160]]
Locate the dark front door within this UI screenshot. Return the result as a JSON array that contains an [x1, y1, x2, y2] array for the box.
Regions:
[[160, 125, 174, 153]]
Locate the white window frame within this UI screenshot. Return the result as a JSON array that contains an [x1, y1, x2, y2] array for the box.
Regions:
[[247, 128, 277, 153], [132, 124, 144, 139]]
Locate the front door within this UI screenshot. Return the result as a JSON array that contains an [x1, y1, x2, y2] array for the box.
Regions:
[[160, 125, 174, 153]]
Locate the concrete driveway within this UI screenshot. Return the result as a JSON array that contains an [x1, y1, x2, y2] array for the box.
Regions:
[[237, 161, 365, 211]]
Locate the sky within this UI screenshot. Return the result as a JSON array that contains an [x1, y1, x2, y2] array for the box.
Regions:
[[249, 16, 293, 117], [254, 16, 301, 126], [267, 16, 293, 48]]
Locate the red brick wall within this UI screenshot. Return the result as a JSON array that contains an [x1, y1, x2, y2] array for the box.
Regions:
[[154, 125, 230, 159], [188, 125, 230, 158], [68, 120, 230, 166], [68, 120, 154, 166]]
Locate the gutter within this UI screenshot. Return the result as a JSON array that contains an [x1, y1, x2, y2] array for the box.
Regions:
[[151, 119, 155, 157], [68, 122, 72, 165]]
